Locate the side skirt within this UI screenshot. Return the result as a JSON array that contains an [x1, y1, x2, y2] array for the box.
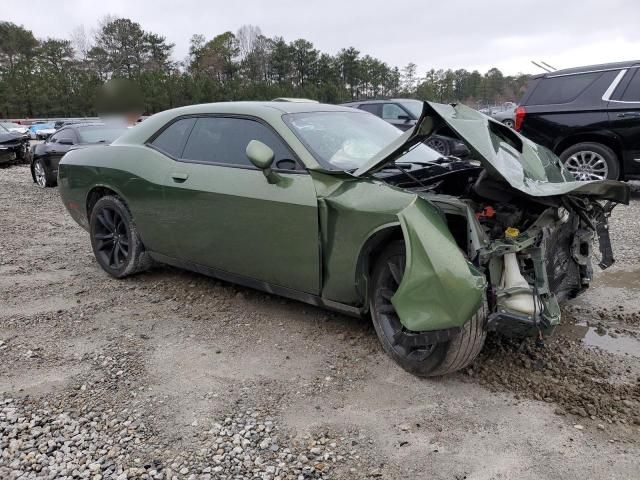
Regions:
[[149, 252, 365, 318]]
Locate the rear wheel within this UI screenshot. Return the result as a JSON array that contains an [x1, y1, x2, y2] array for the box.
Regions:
[[89, 195, 153, 278], [560, 142, 620, 180], [502, 119, 514, 128], [369, 241, 487, 377]]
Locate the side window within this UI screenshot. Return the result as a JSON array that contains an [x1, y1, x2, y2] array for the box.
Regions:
[[358, 104, 381, 116], [55, 129, 77, 144], [527, 72, 602, 105], [620, 69, 640, 102], [381, 103, 408, 120], [150, 118, 197, 158], [181, 117, 299, 170]]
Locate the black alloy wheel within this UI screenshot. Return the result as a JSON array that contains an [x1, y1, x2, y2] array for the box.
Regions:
[[93, 206, 130, 270], [370, 241, 487, 377], [89, 195, 153, 278], [371, 246, 438, 363]]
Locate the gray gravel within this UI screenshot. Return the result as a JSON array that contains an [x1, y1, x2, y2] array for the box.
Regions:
[[1, 165, 639, 479]]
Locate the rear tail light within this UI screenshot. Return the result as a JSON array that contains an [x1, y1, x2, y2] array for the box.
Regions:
[[514, 106, 526, 131]]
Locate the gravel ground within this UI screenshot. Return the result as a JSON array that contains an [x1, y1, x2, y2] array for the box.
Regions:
[[1, 165, 639, 479]]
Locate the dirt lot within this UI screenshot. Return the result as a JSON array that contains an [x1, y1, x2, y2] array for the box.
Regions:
[[1, 165, 639, 479]]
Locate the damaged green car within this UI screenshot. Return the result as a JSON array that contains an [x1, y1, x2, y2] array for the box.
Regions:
[[59, 101, 629, 376]]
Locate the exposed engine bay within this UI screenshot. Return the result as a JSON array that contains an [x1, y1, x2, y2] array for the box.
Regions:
[[375, 155, 617, 337]]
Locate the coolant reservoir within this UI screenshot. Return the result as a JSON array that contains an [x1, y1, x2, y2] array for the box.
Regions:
[[500, 228, 538, 315]]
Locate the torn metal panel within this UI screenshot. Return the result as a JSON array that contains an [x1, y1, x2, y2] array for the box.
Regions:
[[353, 101, 630, 204], [392, 199, 486, 331]]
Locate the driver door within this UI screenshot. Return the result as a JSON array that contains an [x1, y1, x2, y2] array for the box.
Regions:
[[161, 116, 321, 294]]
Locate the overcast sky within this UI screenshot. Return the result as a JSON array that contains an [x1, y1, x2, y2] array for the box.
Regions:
[[6, 0, 640, 75]]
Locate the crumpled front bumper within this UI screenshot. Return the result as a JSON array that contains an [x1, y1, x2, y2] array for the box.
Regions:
[[484, 205, 614, 337]]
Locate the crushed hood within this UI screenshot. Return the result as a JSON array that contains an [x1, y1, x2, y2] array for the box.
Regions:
[[353, 101, 629, 204]]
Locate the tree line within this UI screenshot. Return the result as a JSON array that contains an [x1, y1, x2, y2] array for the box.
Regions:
[[0, 18, 530, 118]]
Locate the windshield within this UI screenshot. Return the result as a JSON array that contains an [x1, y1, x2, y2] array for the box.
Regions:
[[283, 111, 440, 170], [78, 127, 127, 143]]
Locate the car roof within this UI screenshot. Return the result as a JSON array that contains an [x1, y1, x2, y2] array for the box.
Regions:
[[272, 97, 319, 103], [164, 101, 358, 115], [341, 98, 420, 106], [111, 101, 368, 160], [534, 60, 640, 79]]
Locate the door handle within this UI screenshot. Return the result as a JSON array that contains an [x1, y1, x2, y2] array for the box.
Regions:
[[171, 172, 189, 183], [617, 112, 640, 118]]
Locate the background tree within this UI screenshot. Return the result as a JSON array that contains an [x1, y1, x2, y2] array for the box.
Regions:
[[0, 18, 530, 118]]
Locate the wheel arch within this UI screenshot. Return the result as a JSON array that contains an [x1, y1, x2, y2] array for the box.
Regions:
[[85, 184, 128, 221], [354, 223, 405, 309]]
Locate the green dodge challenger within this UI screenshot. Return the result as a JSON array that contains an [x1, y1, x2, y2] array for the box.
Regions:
[[58, 101, 629, 376]]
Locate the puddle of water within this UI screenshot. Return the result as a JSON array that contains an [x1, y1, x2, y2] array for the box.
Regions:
[[554, 323, 640, 357]]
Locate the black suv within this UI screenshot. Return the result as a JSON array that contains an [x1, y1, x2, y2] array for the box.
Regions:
[[516, 60, 640, 180], [341, 98, 469, 157]]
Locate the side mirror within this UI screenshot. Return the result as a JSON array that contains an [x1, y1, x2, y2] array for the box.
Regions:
[[246, 140, 274, 170], [398, 114, 411, 122]]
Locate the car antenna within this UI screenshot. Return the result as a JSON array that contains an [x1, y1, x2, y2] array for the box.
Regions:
[[540, 61, 557, 71], [531, 61, 552, 73]]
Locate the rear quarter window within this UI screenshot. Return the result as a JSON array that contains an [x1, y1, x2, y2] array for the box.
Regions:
[[619, 69, 640, 102], [149, 118, 196, 158], [527, 72, 603, 105]]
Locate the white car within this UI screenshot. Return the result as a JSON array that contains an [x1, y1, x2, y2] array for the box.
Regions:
[[0, 122, 29, 136], [36, 127, 57, 139]]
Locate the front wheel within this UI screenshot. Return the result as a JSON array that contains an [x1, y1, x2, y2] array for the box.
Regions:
[[33, 159, 55, 188], [369, 241, 487, 377], [89, 195, 153, 278]]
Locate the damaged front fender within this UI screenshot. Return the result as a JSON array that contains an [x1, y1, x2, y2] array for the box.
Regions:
[[392, 198, 486, 331]]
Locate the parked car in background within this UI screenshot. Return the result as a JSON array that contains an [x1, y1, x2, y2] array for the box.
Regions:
[[491, 106, 515, 128], [54, 118, 98, 129], [57, 101, 628, 377], [516, 60, 640, 180], [0, 121, 30, 136], [29, 122, 56, 140], [31, 123, 127, 187], [341, 98, 469, 157], [0, 124, 30, 165]]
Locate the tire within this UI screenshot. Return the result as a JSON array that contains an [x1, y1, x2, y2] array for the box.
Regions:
[[559, 142, 620, 181], [502, 119, 514, 128], [369, 241, 487, 377], [425, 135, 451, 156], [33, 159, 55, 188], [89, 195, 153, 278], [19, 147, 32, 165]]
